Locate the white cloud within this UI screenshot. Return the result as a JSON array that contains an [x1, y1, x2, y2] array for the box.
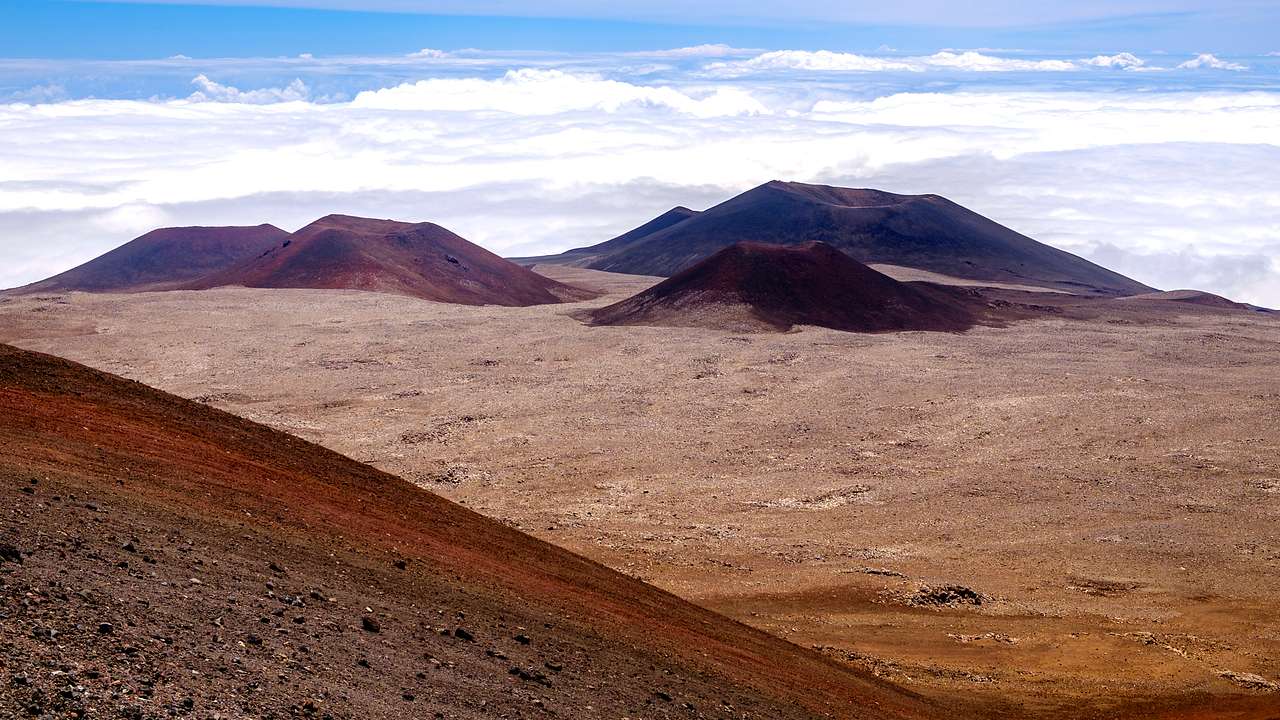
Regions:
[[707, 50, 921, 74], [8, 84, 68, 104], [188, 74, 310, 103], [349, 69, 768, 117], [630, 44, 748, 58], [1178, 53, 1248, 70], [705, 49, 1077, 75], [1083, 52, 1145, 69], [407, 48, 450, 58], [922, 51, 1076, 71]]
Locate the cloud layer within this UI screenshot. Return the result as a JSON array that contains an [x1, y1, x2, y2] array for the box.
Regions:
[[2, 51, 1278, 306]]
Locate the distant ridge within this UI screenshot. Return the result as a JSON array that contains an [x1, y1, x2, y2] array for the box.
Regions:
[[5, 224, 287, 295], [532, 181, 1154, 296], [589, 241, 984, 333], [1125, 289, 1272, 313]]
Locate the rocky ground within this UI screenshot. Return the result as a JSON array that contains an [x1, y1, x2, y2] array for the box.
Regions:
[[0, 344, 934, 720], [2, 270, 1278, 717]]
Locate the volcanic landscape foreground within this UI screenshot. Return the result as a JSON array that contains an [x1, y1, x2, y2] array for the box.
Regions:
[[2, 183, 1278, 719]]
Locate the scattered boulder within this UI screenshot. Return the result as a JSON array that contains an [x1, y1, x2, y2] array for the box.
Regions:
[[0, 543, 21, 564], [1218, 670, 1278, 692], [912, 585, 984, 607]]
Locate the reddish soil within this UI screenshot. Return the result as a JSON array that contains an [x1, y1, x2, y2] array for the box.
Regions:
[[0, 343, 940, 720], [4, 225, 288, 295], [533, 181, 1152, 296], [588, 241, 985, 333], [185, 214, 594, 306]]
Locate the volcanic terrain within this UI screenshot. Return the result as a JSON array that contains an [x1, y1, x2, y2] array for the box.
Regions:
[[5, 224, 288, 295], [527, 181, 1153, 296], [588, 241, 983, 333], [183, 214, 594, 306], [0, 343, 941, 720], [4, 272, 1277, 718]]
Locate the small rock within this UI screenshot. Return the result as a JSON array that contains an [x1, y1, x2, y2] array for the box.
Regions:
[[514, 634, 531, 645], [453, 627, 474, 642], [97, 623, 113, 635], [361, 617, 381, 633], [393, 559, 407, 570], [0, 544, 21, 564]]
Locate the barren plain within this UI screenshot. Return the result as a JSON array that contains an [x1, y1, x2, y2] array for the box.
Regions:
[[2, 267, 1278, 718]]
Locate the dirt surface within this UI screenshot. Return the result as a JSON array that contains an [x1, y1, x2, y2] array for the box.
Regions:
[[1, 269, 1278, 718], [5, 224, 287, 295], [526, 181, 1152, 296], [588, 241, 986, 333], [0, 343, 937, 720]]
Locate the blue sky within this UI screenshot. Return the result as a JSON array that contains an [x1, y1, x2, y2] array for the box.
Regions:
[[5, 0, 1280, 58], [1, 1, 1278, 305]]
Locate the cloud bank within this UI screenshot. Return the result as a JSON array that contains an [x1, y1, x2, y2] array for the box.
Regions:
[[705, 50, 1081, 75]]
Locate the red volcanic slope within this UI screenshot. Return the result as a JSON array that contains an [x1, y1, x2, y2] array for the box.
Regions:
[[590, 241, 981, 333], [187, 214, 592, 306], [0, 343, 941, 719], [5, 224, 288, 294], [538, 181, 1153, 297]]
